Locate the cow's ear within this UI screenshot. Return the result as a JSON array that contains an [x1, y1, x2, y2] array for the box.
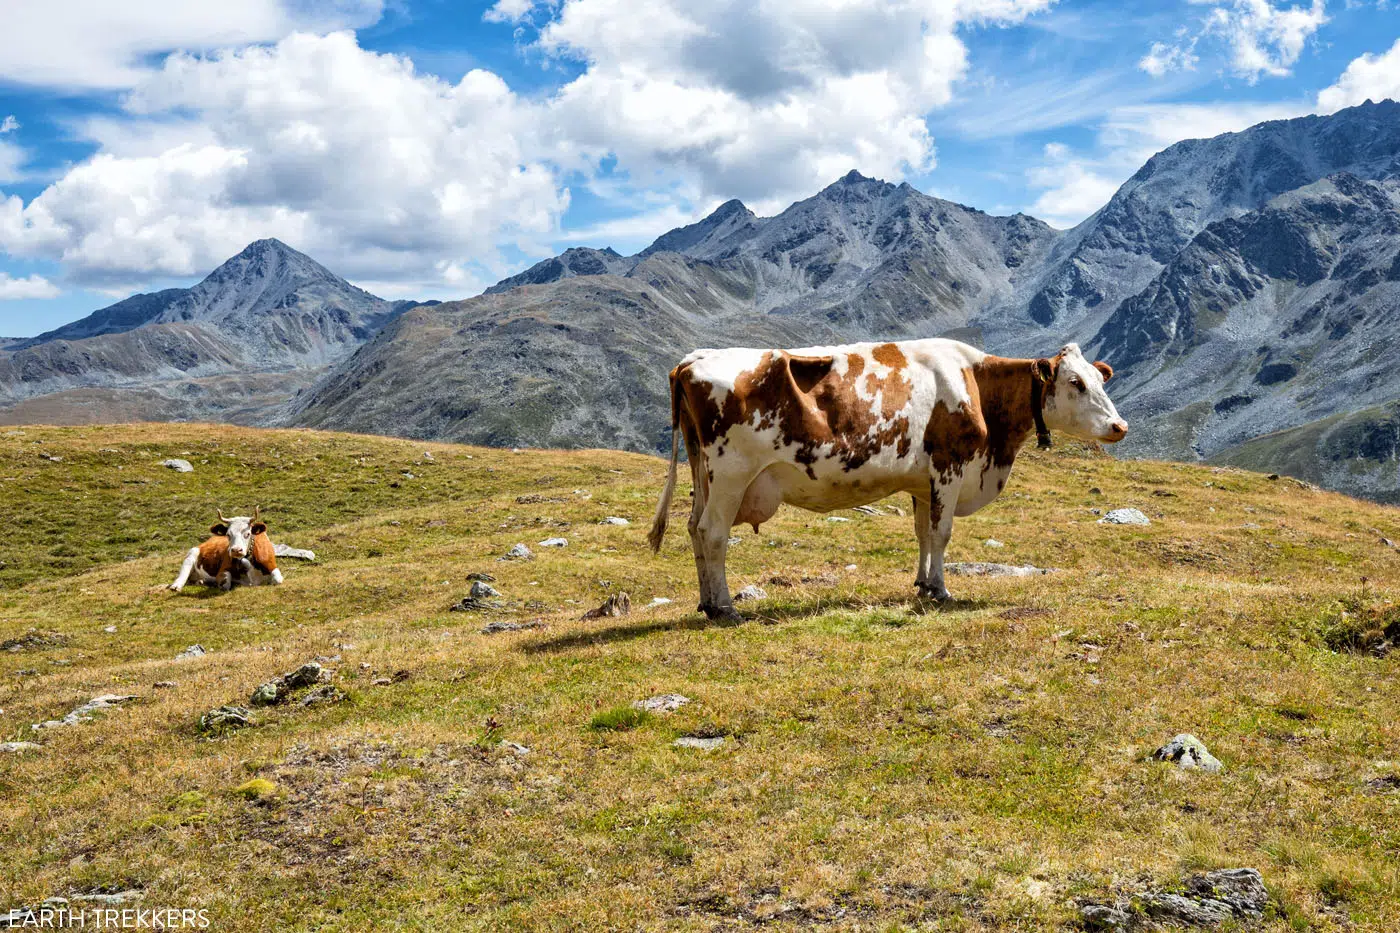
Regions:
[[251, 522, 267, 535], [210, 523, 229, 536], [1034, 358, 1055, 383], [1093, 361, 1114, 382]]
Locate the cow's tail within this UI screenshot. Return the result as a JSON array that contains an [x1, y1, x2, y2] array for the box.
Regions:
[[648, 367, 684, 554]]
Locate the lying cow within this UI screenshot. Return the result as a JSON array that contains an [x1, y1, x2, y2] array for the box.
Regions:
[[169, 508, 283, 592], [648, 339, 1127, 619]]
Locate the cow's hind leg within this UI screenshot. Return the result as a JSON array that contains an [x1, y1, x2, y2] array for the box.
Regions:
[[169, 547, 200, 592], [917, 480, 959, 602], [913, 495, 932, 592]]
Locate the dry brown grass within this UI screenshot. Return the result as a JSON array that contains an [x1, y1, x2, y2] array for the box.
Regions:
[[1, 423, 1398, 930]]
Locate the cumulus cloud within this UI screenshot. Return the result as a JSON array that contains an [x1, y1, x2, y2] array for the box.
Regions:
[[0, 273, 60, 300], [0, 0, 384, 89], [0, 1, 1064, 289], [0, 32, 568, 286], [1204, 0, 1328, 81], [483, 0, 540, 25], [534, 0, 1056, 211], [1139, 38, 1199, 77], [1138, 1, 1327, 85], [1317, 37, 1400, 112]]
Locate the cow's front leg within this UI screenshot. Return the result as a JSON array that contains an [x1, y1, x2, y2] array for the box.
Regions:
[[693, 479, 751, 621], [917, 480, 959, 601]]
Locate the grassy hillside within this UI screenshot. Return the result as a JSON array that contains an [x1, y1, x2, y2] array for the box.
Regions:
[[2, 423, 1399, 930]]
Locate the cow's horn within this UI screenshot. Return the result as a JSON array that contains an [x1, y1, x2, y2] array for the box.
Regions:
[[217, 508, 227, 522], [253, 505, 260, 523]]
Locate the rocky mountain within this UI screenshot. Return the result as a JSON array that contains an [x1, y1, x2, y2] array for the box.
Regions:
[[288, 171, 1057, 444], [10, 100, 1400, 501], [995, 98, 1400, 355], [0, 239, 414, 424]]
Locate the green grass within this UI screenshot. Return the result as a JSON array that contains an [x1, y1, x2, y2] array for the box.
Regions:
[[1, 423, 1399, 930]]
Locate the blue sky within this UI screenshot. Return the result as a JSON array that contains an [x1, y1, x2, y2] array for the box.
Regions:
[[1, 0, 1397, 336]]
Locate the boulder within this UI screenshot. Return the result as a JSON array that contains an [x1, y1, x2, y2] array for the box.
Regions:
[[674, 736, 725, 751], [1099, 508, 1151, 525], [176, 644, 207, 660], [945, 562, 1052, 577], [582, 593, 631, 619], [538, 537, 568, 548], [634, 694, 691, 713], [734, 585, 768, 601], [502, 543, 534, 561], [600, 516, 630, 526], [250, 682, 281, 708], [160, 459, 194, 473], [0, 741, 42, 754], [198, 705, 252, 735], [1152, 734, 1223, 773]]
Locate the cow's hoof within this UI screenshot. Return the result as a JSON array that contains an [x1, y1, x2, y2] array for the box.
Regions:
[[702, 604, 743, 623], [168, 584, 181, 593], [915, 583, 951, 602]]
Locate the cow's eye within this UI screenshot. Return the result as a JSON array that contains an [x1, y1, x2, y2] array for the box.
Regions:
[[1070, 376, 1085, 391]]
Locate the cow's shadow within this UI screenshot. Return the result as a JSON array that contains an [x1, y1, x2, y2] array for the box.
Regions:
[[521, 592, 990, 654]]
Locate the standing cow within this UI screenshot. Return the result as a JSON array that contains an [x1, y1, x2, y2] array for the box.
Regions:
[[169, 507, 283, 592], [648, 339, 1127, 620]]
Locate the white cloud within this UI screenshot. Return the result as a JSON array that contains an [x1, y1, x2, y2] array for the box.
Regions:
[[1139, 38, 1199, 77], [1026, 142, 1123, 228], [1317, 37, 1400, 112], [0, 2, 1066, 290], [1204, 0, 1328, 82], [483, 0, 540, 24], [1025, 100, 1308, 226], [0, 0, 384, 89], [534, 0, 1056, 212], [0, 32, 568, 286], [0, 273, 60, 300], [0, 117, 18, 134]]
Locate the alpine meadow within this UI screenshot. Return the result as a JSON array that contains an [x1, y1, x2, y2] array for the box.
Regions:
[[3, 1, 1400, 931]]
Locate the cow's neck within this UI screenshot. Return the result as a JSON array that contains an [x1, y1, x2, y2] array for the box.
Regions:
[[971, 356, 1042, 469]]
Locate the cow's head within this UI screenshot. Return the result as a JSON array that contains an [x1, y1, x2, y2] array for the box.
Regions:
[[1036, 344, 1128, 443], [211, 507, 267, 560]]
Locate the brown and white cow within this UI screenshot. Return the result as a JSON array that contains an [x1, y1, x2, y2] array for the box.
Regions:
[[169, 508, 282, 592], [648, 339, 1127, 619]]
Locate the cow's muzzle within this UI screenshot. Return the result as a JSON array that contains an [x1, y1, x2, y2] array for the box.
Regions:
[[230, 547, 247, 559], [1101, 421, 1128, 443]]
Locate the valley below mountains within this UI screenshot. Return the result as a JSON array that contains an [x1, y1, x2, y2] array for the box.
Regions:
[[5, 100, 1400, 501]]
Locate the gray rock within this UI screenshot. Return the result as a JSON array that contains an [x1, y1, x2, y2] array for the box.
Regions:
[[0, 741, 42, 754], [645, 597, 673, 609], [674, 736, 725, 751], [502, 741, 531, 756], [634, 694, 691, 713], [271, 543, 316, 561], [70, 890, 144, 906], [281, 662, 323, 689], [1151, 868, 1270, 923], [33, 694, 138, 729], [1152, 733, 1223, 773], [481, 619, 547, 634], [198, 705, 252, 734], [826, 516, 850, 523], [538, 537, 568, 548], [582, 592, 630, 619], [175, 644, 207, 660], [153, 681, 177, 689], [1098, 508, 1151, 526], [466, 571, 496, 582], [984, 538, 1005, 548], [299, 684, 346, 707], [502, 543, 534, 561], [470, 580, 502, 599], [945, 562, 1052, 577], [734, 585, 767, 601], [1079, 903, 1132, 931], [600, 516, 630, 526], [160, 458, 194, 473], [249, 682, 282, 708]]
